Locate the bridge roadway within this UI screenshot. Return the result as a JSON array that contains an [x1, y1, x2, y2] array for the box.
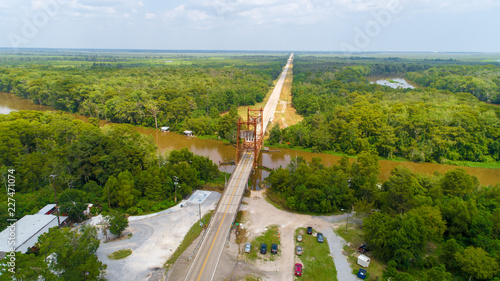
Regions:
[[183, 152, 254, 281], [182, 54, 293, 281]]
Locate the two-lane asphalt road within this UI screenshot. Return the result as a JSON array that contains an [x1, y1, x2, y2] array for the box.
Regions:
[[261, 53, 294, 134], [183, 153, 254, 281]]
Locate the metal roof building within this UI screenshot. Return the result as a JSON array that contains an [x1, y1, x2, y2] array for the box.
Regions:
[[0, 214, 67, 253], [37, 204, 57, 215]]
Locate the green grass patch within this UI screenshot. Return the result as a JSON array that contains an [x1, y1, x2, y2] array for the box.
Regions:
[[295, 227, 337, 281], [235, 211, 247, 245], [108, 249, 132, 260], [247, 225, 281, 261], [163, 210, 213, 270], [441, 159, 500, 169], [243, 275, 262, 281], [196, 134, 230, 143]]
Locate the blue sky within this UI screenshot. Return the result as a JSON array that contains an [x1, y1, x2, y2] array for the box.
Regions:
[[0, 0, 499, 52]]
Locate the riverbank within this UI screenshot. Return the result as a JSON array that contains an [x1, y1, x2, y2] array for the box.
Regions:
[[263, 141, 500, 170], [1, 92, 499, 186]]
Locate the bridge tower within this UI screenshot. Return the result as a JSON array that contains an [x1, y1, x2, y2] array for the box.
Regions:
[[236, 107, 263, 168]]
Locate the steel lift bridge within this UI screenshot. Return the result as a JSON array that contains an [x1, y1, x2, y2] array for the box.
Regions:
[[236, 107, 264, 168]]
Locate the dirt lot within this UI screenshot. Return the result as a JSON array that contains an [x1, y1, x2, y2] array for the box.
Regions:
[[95, 191, 221, 281], [228, 189, 358, 281]]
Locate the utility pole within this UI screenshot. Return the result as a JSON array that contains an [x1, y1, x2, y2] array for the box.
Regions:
[[346, 211, 349, 231], [346, 205, 353, 231], [199, 203, 202, 221], [50, 175, 60, 227], [174, 176, 178, 203], [107, 184, 111, 209]]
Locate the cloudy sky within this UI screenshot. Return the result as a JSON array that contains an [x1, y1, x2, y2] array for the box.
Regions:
[[0, 0, 499, 52]]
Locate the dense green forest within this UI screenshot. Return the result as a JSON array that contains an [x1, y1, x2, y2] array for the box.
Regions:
[[0, 111, 221, 231], [0, 54, 286, 139], [406, 65, 500, 104], [269, 56, 500, 164], [266, 156, 500, 280]]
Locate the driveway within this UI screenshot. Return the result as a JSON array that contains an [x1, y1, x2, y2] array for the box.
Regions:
[[96, 191, 221, 281]]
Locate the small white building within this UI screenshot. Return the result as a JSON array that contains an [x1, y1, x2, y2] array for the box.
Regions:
[[183, 130, 194, 137], [160, 127, 170, 132], [83, 203, 94, 216], [357, 254, 370, 267]]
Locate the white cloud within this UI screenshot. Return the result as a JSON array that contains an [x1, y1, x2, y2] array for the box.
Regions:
[[156, 0, 342, 27], [160, 4, 215, 29], [52, 0, 145, 19], [145, 12, 156, 19], [396, 0, 500, 14]]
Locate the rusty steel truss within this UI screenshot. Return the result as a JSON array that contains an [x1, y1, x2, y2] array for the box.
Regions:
[[236, 107, 263, 168]]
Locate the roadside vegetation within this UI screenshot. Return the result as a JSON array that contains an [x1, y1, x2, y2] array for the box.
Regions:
[[164, 211, 213, 270], [246, 225, 280, 261], [278, 63, 304, 128], [234, 211, 247, 245], [0, 225, 106, 280], [336, 225, 385, 280], [267, 155, 500, 280], [108, 249, 132, 260], [269, 56, 500, 166], [243, 275, 262, 281], [295, 227, 337, 281], [266, 153, 379, 213], [0, 111, 222, 231]]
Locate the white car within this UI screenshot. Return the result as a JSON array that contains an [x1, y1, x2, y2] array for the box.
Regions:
[[244, 243, 251, 253]]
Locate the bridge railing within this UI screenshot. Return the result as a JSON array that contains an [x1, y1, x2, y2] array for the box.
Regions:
[[186, 156, 245, 261]]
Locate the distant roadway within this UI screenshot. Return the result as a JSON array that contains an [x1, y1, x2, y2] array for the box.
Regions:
[[261, 53, 294, 134]]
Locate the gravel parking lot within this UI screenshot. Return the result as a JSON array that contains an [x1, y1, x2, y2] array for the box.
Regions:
[[236, 189, 358, 281], [95, 191, 221, 281]]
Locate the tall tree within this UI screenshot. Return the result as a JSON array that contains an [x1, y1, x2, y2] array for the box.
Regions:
[[38, 225, 107, 280], [455, 246, 499, 280]]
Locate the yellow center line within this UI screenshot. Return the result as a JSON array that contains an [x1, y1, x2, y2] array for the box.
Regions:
[[195, 153, 251, 281]]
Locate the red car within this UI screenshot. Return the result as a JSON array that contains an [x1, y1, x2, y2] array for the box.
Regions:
[[294, 263, 303, 277]]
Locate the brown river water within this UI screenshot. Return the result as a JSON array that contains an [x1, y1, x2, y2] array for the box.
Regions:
[[1, 92, 499, 187]]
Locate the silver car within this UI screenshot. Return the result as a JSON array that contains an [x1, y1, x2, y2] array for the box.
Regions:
[[317, 233, 324, 243], [244, 243, 251, 253], [296, 245, 303, 255]]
